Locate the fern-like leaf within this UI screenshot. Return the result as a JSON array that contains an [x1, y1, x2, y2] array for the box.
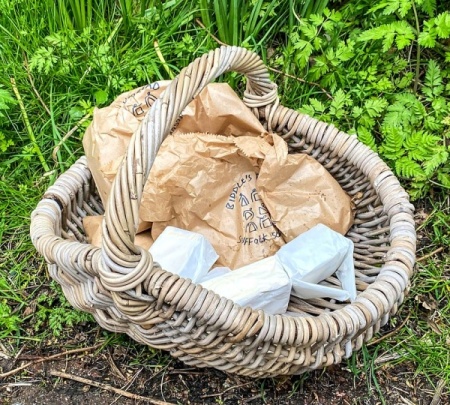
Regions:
[[380, 127, 405, 160], [357, 126, 378, 152], [359, 21, 415, 51], [408, 181, 430, 200], [383, 93, 424, 130], [423, 60, 444, 98], [423, 148, 448, 176], [404, 131, 440, 152], [434, 12, 450, 38], [29, 47, 58, 74], [415, 0, 436, 17], [364, 98, 388, 118], [437, 172, 450, 188], [0, 86, 16, 118], [395, 157, 426, 179], [380, 0, 412, 17]]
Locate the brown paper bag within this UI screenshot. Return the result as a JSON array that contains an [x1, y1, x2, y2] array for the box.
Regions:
[[144, 132, 285, 268], [257, 134, 354, 241], [83, 82, 354, 269], [83, 216, 154, 249], [83, 82, 264, 205]]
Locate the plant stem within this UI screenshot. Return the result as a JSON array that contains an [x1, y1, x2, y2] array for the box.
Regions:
[[154, 40, 174, 79], [412, 1, 421, 94], [10, 77, 50, 173], [79, 17, 123, 84]]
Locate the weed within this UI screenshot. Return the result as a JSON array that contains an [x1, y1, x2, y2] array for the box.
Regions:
[[32, 281, 93, 337]]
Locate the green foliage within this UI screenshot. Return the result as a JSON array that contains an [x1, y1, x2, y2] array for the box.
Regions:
[[359, 21, 415, 52], [0, 299, 22, 338], [0, 85, 16, 152], [199, 0, 286, 48], [418, 12, 450, 48], [34, 281, 93, 337], [282, 1, 450, 199]]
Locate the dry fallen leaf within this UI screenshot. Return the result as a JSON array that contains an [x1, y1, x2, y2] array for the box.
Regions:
[[415, 294, 438, 311]]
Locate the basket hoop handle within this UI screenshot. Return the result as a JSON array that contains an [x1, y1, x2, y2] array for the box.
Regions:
[[98, 46, 278, 293]]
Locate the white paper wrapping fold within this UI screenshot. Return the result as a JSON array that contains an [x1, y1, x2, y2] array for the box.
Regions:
[[149, 227, 218, 282], [148, 224, 357, 315], [200, 267, 231, 282], [200, 256, 292, 314], [276, 224, 357, 301]]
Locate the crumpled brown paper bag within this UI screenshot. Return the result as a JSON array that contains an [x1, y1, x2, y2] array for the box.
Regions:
[[83, 82, 354, 269], [83, 216, 153, 249], [144, 132, 284, 268]]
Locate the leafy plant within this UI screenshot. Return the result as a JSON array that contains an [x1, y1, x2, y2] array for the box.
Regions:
[[278, 1, 450, 199], [34, 281, 93, 337], [0, 86, 16, 153], [199, 0, 287, 48], [0, 299, 21, 338]]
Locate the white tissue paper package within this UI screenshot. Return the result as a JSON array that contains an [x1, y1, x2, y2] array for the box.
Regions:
[[200, 256, 292, 314], [150, 224, 356, 313], [276, 224, 357, 301], [149, 226, 219, 282], [200, 267, 232, 283]]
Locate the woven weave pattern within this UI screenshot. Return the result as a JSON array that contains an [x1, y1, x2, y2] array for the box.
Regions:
[[30, 46, 416, 377]]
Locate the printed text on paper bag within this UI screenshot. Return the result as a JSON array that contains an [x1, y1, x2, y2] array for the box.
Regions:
[[226, 173, 281, 244]]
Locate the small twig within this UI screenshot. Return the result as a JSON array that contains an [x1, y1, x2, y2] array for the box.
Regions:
[[244, 394, 262, 403], [10, 345, 26, 369], [154, 40, 174, 79], [106, 348, 126, 381], [400, 397, 416, 405], [195, 18, 333, 100], [266, 66, 333, 100], [195, 18, 227, 46], [23, 55, 52, 116], [430, 379, 446, 405], [374, 353, 402, 366], [52, 113, 91, 162], [367, 315, 410, 347], [168, 370, 204, 375], [0, 382, 35, 389], [0, 343, 103, 379], [10, 77, 50, 173], [417, 247, 444, 263], [16, 355, 44, 361], [123, 367, 143, 389], [201, 381, 253, 398], [50, 370, 174, 405]]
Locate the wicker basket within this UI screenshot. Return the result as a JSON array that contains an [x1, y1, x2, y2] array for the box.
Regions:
[[30, 46, 416, 378]]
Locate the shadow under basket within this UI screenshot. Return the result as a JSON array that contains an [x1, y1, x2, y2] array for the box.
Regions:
[[30, 46, 416, 378]]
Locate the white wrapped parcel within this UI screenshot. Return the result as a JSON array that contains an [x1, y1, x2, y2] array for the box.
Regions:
[[276, 224, 356, 301], [149, 226, 218, 282], [200, 256, 292, 315], [149, 223, 356, 315]]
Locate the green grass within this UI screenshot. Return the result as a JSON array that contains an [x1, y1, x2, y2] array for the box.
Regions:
[[0, 0, 449, 399]]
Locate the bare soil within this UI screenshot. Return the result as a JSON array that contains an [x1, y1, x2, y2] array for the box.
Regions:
[[0, 330, 446, 405]]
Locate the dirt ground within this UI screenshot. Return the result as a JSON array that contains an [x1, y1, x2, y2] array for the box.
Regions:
[[0, 333, 447, 405]]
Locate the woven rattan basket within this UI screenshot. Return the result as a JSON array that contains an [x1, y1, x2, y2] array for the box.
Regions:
[[30, 46, 416, 378]]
